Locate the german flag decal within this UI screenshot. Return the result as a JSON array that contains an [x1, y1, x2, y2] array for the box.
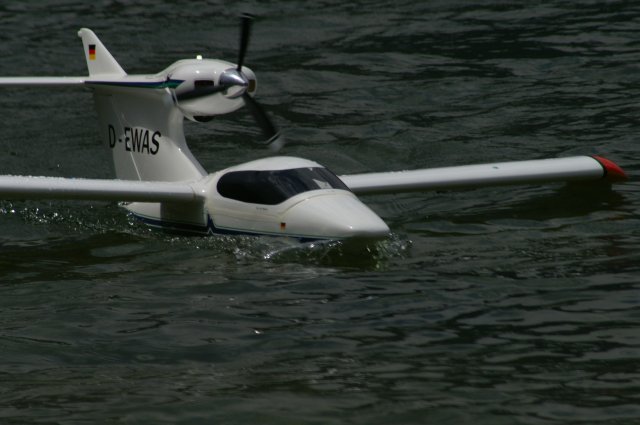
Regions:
[[88, 44, 96, 60]]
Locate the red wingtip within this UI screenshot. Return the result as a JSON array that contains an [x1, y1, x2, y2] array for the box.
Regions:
[[592, 156, 628, 182]]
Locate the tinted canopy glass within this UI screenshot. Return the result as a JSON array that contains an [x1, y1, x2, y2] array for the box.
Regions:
[[217, 167, 349, 205]]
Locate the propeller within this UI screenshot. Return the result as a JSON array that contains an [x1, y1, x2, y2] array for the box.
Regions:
[[177, 14, 282, 149], [235, 14, 282, 148]]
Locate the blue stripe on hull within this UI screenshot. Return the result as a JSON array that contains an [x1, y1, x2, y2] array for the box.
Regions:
[[132, 213, 326, 242]]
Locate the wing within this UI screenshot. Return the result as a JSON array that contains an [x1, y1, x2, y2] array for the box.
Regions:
[[340, 156, 627, 195], [0, 176, 202, 202]]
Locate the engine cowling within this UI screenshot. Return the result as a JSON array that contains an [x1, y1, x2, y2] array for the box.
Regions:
[[168, 59, 257, 121]]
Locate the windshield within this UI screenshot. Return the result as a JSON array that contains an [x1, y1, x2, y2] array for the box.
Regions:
[[217, 167, 350, 205]]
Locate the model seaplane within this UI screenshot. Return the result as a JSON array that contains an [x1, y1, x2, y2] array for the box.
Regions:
[[0, 16, 629, 240]]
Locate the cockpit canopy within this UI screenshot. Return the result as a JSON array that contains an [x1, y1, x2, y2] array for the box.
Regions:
[[217, 167, 350, 205]]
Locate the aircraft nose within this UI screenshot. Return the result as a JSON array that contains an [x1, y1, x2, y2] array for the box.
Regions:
[[282, 192, 390, 239]]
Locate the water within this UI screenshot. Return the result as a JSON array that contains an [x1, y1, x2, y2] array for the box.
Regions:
[[0, 1, 639, 424]]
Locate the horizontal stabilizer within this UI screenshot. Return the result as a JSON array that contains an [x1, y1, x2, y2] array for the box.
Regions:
[[0, 77, 86, 86], [0, 176, 203, 203], [340, 156, 627, 195]]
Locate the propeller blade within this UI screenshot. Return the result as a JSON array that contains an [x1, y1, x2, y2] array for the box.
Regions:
[[242, 92, 282, 148], [237, 13, 253, 72]]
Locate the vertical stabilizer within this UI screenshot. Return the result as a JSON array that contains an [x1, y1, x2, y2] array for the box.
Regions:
[[77, 28, 206, 183], [77, 28, 126, 76]]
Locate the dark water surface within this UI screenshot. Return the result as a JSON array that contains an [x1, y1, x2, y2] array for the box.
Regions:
[[0, 1, 639, 424]]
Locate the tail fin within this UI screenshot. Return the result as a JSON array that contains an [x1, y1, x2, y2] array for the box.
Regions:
[[77, 28, 126, 77], [77, 28, 206, 183]]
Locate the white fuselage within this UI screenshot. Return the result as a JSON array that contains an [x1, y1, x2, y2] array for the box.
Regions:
[[125, 157, 390, 240]]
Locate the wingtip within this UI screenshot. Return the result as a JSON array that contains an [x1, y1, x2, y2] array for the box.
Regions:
[[592, 155, 628, 182]]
